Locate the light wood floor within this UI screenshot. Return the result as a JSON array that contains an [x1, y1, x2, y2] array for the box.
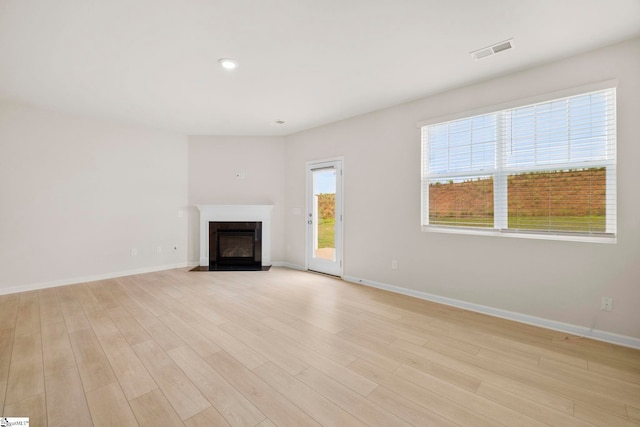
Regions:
[[0, 267, 638, 426]]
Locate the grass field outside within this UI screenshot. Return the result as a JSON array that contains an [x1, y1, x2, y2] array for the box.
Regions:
[[430, 215, 606, 232], [317, 218, 335, 248], [427, 168, 607, 234]]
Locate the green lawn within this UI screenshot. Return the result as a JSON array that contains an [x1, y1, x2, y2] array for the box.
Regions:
[[430, 216, 606, 232], [317, 218, 335, 248], [509, 216, 606, 232]]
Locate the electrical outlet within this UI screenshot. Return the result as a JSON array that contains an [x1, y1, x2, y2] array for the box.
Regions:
[[601, 297, 613, 312], [156, 246, 162, 254], [131, 248, 138, 256], [391, 259, 398, 269]]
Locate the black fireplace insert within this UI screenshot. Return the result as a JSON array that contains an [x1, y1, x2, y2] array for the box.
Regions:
[[208, 221, 263, 270]]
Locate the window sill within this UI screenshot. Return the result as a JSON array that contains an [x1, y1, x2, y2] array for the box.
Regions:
[[422, 225, 617, 244]]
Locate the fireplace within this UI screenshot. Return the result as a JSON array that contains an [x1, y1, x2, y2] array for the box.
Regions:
[[195, 204, 273, 271], [209, 222, 262, 270]]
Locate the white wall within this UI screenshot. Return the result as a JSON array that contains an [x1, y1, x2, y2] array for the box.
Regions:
[[188, 136, 286, 264], [0, 100, 189, 293], [1, 38, 637, 344], [284, 38, 640, 341]]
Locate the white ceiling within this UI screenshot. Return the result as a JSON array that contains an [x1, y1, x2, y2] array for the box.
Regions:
[[1, 0, 639, 136]]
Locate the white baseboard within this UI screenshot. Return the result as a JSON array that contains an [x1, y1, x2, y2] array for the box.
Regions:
[[343, 275, 640, 350], [272, 261, 306, 271], [0, 262, 194, 296]]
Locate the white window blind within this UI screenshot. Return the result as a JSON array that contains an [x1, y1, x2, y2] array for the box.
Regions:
[[421, 87, 616, 241]]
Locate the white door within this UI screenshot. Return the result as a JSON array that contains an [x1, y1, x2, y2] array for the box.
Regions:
[[306, 159, 343, 276]]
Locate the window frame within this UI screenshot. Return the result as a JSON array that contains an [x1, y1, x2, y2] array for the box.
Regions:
[[419, 81, 617, 244]]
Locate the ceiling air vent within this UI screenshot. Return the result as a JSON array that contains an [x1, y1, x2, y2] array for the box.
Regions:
[[471, 38, 514, 61]]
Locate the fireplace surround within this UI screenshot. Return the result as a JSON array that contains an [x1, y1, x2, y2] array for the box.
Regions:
[[196, 205, 273, 270]]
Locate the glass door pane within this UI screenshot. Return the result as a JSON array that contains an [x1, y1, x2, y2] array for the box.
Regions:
[[312, 167, 336, 261]]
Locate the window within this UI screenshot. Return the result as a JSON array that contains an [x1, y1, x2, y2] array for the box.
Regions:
[[421, 86, 616, 242]]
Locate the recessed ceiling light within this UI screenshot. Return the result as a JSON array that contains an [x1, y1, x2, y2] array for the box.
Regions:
[[218, 58, 238, 70]]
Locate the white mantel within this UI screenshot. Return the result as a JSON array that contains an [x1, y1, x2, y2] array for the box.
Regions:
[[196, 204, 273, 267]]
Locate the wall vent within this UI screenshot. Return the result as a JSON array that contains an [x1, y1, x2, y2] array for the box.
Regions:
[[471, 38, 514, 61]]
